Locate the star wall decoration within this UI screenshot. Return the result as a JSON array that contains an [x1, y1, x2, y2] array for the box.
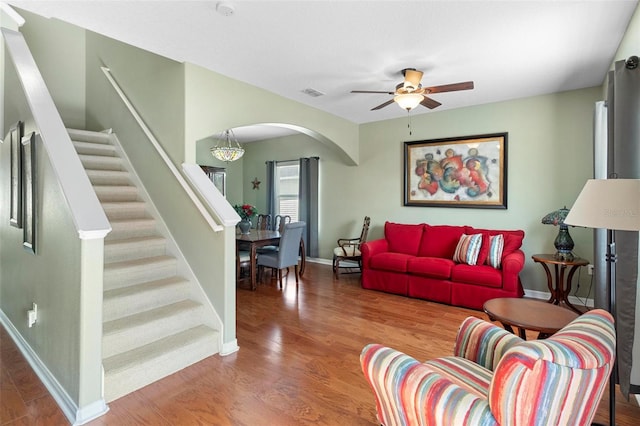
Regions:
[[252, 177, 261, 190]]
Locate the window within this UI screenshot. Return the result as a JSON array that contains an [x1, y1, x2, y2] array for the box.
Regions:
[[276, 161, 299, 221]]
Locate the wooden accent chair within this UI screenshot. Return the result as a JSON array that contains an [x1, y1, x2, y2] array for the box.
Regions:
[[257, 222, 306, 288], [361, 309, 615, 426], [333, 216, 370, 279]]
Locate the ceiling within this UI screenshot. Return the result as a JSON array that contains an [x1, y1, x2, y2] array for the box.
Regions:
[[6, 1, 639, 142]]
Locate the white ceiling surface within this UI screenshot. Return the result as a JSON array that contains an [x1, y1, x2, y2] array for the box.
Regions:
[[7, 0, 639, 142]]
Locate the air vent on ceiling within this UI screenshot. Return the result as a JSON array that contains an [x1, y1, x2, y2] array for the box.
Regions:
[[301, 88, 325, 97]]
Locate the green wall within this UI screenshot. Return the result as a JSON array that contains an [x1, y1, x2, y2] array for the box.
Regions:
[[238, 87, 601, 298], [19, 10, 86, 129]]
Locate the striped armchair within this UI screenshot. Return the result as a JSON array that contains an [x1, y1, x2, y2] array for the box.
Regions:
[[360, 309, 615, 426]]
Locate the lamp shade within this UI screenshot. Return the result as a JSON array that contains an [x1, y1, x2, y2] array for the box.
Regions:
[[564, 179, 640, 231], [541, 206, 570, 226], [394, 93, 424, 110]]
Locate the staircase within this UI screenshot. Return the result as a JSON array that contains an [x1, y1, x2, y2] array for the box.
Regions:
[[69, 129, 219, 402]]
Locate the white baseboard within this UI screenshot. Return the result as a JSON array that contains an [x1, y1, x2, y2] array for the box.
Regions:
[[0, 310, 109, 425], [220, 339, 239, 356], [524, 289, 594, 308]]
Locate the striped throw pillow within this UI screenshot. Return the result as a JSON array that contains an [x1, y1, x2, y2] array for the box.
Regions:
[[486, 234, 505, 268], [453, 234, 483, 265]]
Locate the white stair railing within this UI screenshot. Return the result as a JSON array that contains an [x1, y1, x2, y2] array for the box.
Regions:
[[3, 28, 110, 240], [100, 66, 225, 232]]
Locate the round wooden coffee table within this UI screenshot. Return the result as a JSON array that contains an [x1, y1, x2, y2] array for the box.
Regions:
[[483, 298, 580, 339]]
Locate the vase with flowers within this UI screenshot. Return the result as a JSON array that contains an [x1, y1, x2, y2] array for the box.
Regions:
[[234, 204, 257, 234]]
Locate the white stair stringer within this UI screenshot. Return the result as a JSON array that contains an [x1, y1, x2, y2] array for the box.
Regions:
[[68, 128, 220, 403]]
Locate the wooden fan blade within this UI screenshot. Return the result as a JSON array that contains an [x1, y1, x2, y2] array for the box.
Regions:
[[420, 96, 442, 109], [351, 90, 395, 94], [371, 99, 395, 110], [424, 81, 474, 94]]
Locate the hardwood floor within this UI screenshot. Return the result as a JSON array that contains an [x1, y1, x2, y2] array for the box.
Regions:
[[2, 262, 639, 425]]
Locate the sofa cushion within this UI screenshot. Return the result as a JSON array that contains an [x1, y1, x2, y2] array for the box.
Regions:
[[467, 227, 525, 261], [451, 264, 503, 288], [475, 232, 491, 265], [453, 234, 483, 265], [485, 234, 504, 268], [407, 257, 455, 279], [369, 252, 413, 273], [385, 222, 424, 256], [418, 225, 466, 258]]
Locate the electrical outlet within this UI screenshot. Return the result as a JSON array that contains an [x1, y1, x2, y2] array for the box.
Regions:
[[27, 303, 37, 328], [587, 264, 594, 275]]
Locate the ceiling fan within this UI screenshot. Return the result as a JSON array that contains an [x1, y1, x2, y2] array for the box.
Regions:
[[351, 68, 474, 111]]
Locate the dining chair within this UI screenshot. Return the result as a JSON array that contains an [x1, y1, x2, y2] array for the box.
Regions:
[[273, 214, 291, 232], [257, 221, 306, 288], [333, 216, 370, 279], [236, 244, 251, 281], [256, 214, 272, 230]]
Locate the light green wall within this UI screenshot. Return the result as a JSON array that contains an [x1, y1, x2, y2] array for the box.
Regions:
[[19, 10, 86, 129], [1, 12, 99, 407], [83, 31, 232, 340], [0, 119, 84, 404], [84, 31, 185, 164], [185, 62, 360, 167], [240, 87, 601, 298]]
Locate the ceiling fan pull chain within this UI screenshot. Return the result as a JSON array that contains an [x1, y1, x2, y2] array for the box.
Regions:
[[407, 111, 413, 135]]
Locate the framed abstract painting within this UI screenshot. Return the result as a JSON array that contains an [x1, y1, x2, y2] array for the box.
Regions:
[[404, 132, 508, 209]]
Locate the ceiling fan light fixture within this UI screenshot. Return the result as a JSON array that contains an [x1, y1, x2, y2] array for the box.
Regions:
[[403, 69, 423, 91], [394, 93, 424, 111], [211, 129, 245, 162]]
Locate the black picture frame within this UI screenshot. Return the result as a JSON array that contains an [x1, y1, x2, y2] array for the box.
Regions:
[[404, 132, 508, 209], [22, 132, 36, 254], [9, 121, 24, 227]]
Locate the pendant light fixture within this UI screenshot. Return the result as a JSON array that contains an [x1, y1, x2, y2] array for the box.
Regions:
[[211, 129, 244, 162]]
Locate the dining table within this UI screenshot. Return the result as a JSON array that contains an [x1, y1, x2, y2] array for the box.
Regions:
[[236, 228, 306, 290]]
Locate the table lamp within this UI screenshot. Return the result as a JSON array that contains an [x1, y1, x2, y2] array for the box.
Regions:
[[564, 178, 640, 426], [541, 206, 574, 261]]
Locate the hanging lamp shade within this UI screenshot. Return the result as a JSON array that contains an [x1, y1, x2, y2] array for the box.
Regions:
[[211, 129, 244, 162]]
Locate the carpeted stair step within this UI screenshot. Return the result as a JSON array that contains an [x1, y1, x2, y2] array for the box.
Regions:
[[67, 128, 112, 144], [103, 299, 205, 358], [104, 255, 177, 290], [106, 218, 157, 240], [79, 154, 123, 171], [104, 236, 167, 263], [101, 201, 148, 220], [103, 276, 190, 322], [73, 140, 118, 157], [103, 325, 219, 402], [86, 169, 131, 186], [94, 185, 139, 202]]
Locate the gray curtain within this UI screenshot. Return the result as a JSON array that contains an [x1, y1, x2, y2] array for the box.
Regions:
[[265, 161, 276, 219], [607, 57, 640, 397], [298, 157, 319, 257]]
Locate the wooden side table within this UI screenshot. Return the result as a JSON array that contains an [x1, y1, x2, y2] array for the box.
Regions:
[[483, 298, 579, 339], [531, 254, 589, 314]]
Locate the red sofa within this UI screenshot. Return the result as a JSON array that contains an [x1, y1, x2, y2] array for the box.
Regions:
[[361, 222, 525, 310]]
